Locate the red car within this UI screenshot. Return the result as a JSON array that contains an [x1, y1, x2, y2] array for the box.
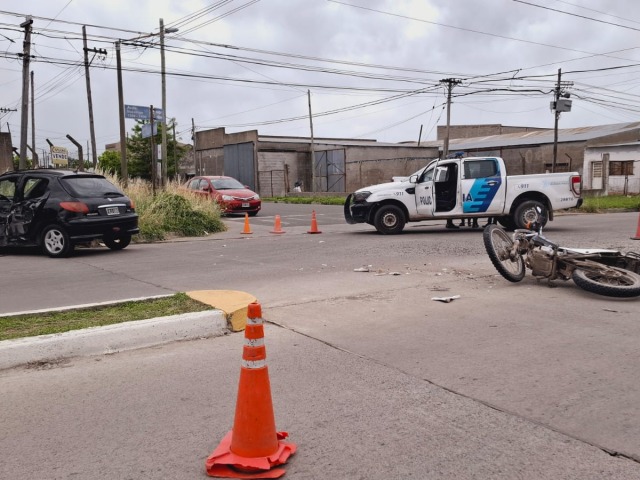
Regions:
[[185, 176, 261, 216]]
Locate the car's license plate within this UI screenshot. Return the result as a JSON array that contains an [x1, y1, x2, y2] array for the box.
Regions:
[[105, 206, 120, 216], [242, 203, 250, 208]]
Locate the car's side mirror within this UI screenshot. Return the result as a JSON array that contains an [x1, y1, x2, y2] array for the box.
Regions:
[[409, 174, 418, 183]]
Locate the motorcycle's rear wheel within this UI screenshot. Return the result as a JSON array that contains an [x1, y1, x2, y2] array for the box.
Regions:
[[483, 224, 526, 282], [572, 265, 640, 298]]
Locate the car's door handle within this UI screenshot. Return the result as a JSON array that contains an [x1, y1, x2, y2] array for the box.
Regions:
[[486, 181, 498, 186]]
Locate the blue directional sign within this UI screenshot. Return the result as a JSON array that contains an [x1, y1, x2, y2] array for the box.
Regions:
[[124, 104, 164, 121]]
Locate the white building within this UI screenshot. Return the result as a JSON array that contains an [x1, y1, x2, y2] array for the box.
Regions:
[[583, 142, 640, 195]]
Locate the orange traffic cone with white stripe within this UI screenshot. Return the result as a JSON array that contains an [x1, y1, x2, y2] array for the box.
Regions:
[[307, 210, 322, 234], [270, 215, 285, 234], [632, 212, 640, 240], [241, 213, 252, 235], [205, 302, 296, 478]]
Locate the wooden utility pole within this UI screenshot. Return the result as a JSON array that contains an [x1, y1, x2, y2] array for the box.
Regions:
[[82, 26, 98, 168], [307, 90, 315, 193], [116, 40, 128, 185], [192, 118, 199, 175], [150, 105, 156, 195], [30, 70, 37, 168], [440, 78, 461, 158], [19, 16, 33, 169]]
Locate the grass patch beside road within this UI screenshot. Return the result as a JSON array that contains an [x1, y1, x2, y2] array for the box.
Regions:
[[579, 195, 640, 213], [0, 293, 211, 341]]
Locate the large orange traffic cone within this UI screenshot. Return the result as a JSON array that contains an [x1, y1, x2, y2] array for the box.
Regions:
[[205, 302, 296, 478], [241, 213, 253, 235], [632, 212, 640, 240], [307, 210, 322, 234], [270, 215, 285, 234]]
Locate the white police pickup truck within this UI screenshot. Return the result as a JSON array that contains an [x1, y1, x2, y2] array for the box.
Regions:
[[344, 156, 583, 234]]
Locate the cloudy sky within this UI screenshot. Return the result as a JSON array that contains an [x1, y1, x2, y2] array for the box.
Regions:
[[2, 0, 640, 163]]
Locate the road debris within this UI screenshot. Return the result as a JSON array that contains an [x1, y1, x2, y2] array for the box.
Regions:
[[431, 295, 461, 303]]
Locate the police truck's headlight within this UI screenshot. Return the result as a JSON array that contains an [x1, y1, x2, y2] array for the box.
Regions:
[[353, 191, 372, 203]]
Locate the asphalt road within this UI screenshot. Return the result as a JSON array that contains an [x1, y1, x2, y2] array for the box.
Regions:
[[1, 206, 640, 478]]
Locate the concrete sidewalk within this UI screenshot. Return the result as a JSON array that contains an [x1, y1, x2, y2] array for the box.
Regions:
[[1, 322, 638, 479]]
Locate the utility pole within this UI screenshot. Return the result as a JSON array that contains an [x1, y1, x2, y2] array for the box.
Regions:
[[83, 26, 99, 169], [308, 89, 315, 193], [192, 118, 198, 175], [30, 70, 37, 168], [150, 105, 156, 195], [159, 19, 179, 188], [116, 40, 128, 186], [19, 16, 33, 169], [440, 78, 461, 158], [551, 68, 573, 173], [172, 121, 177, 179], [66, 134, 84, 172]]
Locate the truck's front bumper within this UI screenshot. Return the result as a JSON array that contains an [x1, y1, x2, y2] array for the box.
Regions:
[[344, 194, 373, 224]]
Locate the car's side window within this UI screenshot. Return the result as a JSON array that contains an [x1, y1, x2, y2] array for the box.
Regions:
[[0, 177, 18, 201], [189, 179, 201, 190], [23, 178, 49, 200]]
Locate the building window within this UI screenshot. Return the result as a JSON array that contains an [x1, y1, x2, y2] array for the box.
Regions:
[[609, 161, 634, 176]]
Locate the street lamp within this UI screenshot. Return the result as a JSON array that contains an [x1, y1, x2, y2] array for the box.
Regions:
[[160, 18, 178, 187]]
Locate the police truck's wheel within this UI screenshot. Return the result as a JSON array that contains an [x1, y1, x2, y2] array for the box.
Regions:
[[373, 205, 405, 234], [41, 224, 73, 258], [514, 200, 547, 230]]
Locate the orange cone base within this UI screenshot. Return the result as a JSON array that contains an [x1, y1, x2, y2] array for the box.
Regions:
[[307, 229, 321, 234], [270, 230, 285, 234], [206, 431, 297, 479]]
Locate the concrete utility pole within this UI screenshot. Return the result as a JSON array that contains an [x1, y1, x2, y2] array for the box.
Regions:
[[307, 89, 315, 193], [150, 105, 157, 196], [30, 70, 37, 168], [83, 26, 99, 168], [66, 134, 84, 172], [192, 118, 198, 175], [550, 68, 573, 173], [116, 40, 128, 186], [440, 78, 461, 158], [19, 16, 33, 169], [160, 19, 179, 186]]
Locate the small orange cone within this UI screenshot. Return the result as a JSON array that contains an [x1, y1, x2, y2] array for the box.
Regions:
[[632, 212, 640, 240], [205, 302, 296, 478], [270, 215, 285, 234], [307, 210, 322, 234], [241, 213, 252, 235]]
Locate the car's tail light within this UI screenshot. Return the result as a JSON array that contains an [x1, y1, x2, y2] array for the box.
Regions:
[[570, 175, 582, 196], [60, 201, 89, 214]]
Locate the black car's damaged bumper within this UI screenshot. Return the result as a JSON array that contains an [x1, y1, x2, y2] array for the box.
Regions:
[[344, 194, 374, 224]]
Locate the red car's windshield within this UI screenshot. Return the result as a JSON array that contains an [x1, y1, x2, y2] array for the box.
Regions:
[[211, 178, 245, 190]]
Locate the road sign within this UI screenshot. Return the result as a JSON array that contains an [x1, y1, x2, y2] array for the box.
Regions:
[[124, 105, 164, 121], [142, 122, 160, 138]]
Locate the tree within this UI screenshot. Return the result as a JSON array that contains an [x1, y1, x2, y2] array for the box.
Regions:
[[98, 150, 121, 176], [126, 119, 187, 182]]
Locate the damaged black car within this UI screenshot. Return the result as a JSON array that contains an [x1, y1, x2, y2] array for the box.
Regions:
[[0, 170, 139, 258]]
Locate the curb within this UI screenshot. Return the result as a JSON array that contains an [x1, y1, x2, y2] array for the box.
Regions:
[[0, 310, 228, 371], [0, 290, 257, 371]]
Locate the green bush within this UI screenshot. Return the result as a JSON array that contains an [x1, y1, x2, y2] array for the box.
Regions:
[[97, 172, 226, 242]]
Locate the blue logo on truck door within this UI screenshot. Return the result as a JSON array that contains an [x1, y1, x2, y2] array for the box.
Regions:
[[462, 177, 502, 213]]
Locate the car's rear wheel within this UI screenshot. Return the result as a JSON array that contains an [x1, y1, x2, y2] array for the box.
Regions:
[[103, 233, 131, 251], [41, 225, 73, 258]]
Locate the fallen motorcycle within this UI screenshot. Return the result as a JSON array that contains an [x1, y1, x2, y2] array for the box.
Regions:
[[483, 210, 640, 298]]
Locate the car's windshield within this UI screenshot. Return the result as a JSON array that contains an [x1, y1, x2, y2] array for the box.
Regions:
[[60, 176, 125, 198], [212, 178, 245, 190]]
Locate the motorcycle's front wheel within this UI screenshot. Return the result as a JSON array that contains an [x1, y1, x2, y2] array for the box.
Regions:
[[483, 224, 526, 282], [572, 265, 640, 298]]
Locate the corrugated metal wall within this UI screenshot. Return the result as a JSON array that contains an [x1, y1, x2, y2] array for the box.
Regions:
[[314, 149, 345, 192], [223, 142, 255, 190]]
